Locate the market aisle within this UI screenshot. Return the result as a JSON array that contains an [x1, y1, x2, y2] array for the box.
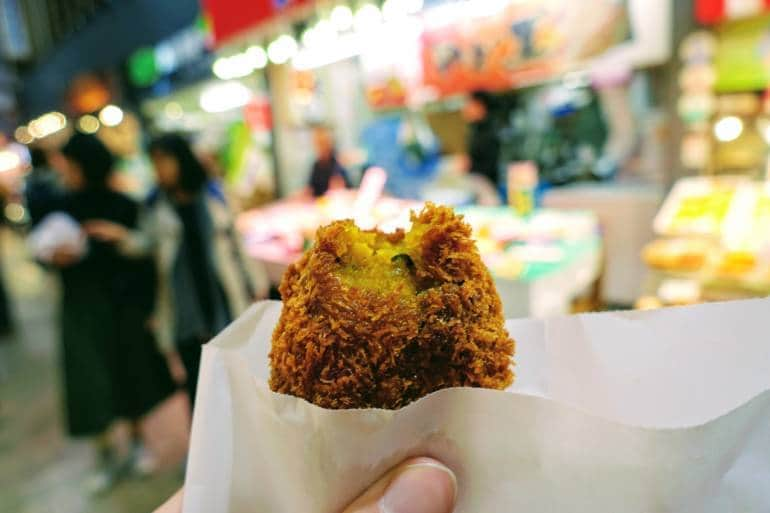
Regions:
[[0, 229, 184, 513]]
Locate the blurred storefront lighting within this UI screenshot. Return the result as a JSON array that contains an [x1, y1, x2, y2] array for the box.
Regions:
[[302, 26, 319, 47], [164, 101, 184, 119], [213, 52, 258, 80], [405, 0, 424, 14], [354, 4, 382, 32], [268, 34, 299, 64], [99, 105, 124, 127], [382, 0, 404, 20], [293, 32, 361, 70], [199, 81, 252, 113], [382, 0, 422, 20], [14, 126, 34, 145], [247, 46, 268, 69], [28, 112, 67, 139], [468, 0, 508, 17], [714, 116, 743, 142], [314, 20, 338, 46], [4, 203, 26, 223], [0, 151, 21, 172], [78, 115, 100, 134], [331, 5, 354, 31]]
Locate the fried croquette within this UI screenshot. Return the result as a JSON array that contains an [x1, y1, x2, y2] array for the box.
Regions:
[[269, 203, 515, 409]]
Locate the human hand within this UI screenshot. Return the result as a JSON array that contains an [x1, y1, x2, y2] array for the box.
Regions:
[[83, 220, 129, 243], [51, 246, 81, 267], [166, 351, 187, 386], [342, 457, 456, 513], [152, 457, 456, 513]]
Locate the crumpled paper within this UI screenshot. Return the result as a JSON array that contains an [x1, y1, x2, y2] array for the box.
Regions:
[[183, 298, 770, 513]]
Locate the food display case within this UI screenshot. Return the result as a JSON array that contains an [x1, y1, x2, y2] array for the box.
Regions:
[[237, 195, 602, 319], [643, 176, 770, 302]]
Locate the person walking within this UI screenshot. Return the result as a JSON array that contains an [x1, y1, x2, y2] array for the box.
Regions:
[[50, 133, 176, 491], [87, 134, 268, 408]]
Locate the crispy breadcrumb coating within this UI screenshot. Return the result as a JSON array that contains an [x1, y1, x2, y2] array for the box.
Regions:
[[269, 203, 514, 409]]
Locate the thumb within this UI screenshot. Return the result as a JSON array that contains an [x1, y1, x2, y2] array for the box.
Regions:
[[342, 457, 457, 513]]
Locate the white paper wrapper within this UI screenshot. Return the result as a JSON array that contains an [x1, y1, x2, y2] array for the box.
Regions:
[[27, 212, 87, 262], [183, 298, 770, 513]]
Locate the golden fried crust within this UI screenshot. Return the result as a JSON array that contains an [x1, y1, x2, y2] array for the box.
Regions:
[[269, 203, 514, 409]]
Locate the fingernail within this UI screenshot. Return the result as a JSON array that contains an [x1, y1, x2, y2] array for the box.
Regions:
[[379, 461, 457, 513]]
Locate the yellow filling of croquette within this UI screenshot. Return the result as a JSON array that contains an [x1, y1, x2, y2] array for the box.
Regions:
[[334, 224, 424, 296]]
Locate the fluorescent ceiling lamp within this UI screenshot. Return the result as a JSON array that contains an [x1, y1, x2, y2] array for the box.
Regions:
[[213, 52, 257, 80], [28, 112, 67, 138], [714, 116, 743, 142], [14, 126, 34, 144], [199, 81, 252, 113], [164, 101, 184, 119], [247, 46, 268, 69], [78, 115, 100, 134], [268, 34, 299, 64], [293, 32, 362, 70], [354, 4, 382, 32], [99, 105, 124, 127], [331, 5, 354, 31]]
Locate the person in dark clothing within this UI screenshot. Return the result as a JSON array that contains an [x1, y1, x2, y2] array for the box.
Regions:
[[52, 133, 175, 492], [86, 134, 268, 408], [306, 125, 350, 197], [463, 90, 502, 187]]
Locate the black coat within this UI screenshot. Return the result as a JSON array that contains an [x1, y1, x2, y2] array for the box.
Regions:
[[59, 189, 174, 436]]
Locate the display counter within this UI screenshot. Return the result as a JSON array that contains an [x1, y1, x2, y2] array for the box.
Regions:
[[642, 176, 770, 304], [237, 195, 602, 318]]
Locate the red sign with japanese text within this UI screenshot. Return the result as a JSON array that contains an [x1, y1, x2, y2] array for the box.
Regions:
[[202, 0, 312, 45], [420, 0, 629, 98]]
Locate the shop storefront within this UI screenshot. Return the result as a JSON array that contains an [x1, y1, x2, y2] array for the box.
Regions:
[[642, 1, 770, 306]]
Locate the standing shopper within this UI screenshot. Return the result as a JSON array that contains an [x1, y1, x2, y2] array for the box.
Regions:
[[463, 90, 502, 187], [87, 134, 268, 408], [52, 133, 175, 490]]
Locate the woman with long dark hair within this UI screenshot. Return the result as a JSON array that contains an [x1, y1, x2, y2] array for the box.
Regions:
[[87, 133, 267, 407], [51, 133, 175, 491]]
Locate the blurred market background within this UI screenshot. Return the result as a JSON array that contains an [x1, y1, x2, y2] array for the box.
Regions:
[[2, 0, 770, 511]]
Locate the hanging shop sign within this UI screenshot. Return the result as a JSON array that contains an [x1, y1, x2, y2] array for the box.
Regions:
[[714, 13, 770, 92], [696, 0, 770, 24], [420, 0, 630, 97], [202, 0, 312, 45]]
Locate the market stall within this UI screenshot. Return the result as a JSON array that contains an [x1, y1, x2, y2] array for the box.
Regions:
[[642, 175, 770, 304], [238, 196, 601, 318]]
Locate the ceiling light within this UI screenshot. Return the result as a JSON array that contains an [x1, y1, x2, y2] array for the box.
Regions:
[[78, 115, 100, 134], [14, 126, 34, 144], [354, 4, 382, 32], [28, 112, 66, 138], [268, 34, 299, 64], [247, 46, 268, 69], [331, 5, 354, 31], [714, 116, 743, 142], [99, 105, 124, 127], [164, 101, 184, 120], [199, 81, 252, 113]]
